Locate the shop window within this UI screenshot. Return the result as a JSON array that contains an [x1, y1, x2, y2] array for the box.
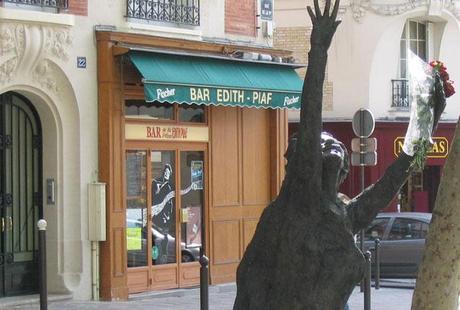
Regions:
[[179, 104, 205, 123], [125, 100, 174, 120], [125, 100, 206, 123]]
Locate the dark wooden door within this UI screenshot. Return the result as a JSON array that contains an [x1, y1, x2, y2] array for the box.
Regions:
[[0, 92, 42, 297]]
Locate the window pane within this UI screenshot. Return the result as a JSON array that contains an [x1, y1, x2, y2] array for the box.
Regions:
[[418, 41, 426, 61], [179, 104, 205, 123], [180, 151, 204, 263], [151, 151, 177, 265], [364, 218, 390, 241], [125, 100, 174, 120], [410, 40, 417, 54], [410, 21, 417, 39], [388, 218, 428, 240], [418, 23, 426, 40], [126, 151, 148, 268]]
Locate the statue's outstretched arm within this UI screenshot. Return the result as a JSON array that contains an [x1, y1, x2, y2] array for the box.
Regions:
[[285, 0, 341, 197], [347, 74, 447, 233], [347, 153, 412, 234]]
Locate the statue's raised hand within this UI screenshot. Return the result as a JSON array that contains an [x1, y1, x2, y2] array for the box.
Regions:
[[307, 0, 341, 49]]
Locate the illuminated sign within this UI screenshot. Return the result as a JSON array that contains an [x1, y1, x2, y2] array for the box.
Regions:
[[125, 124, 209, 142], [394, 137, 449, 158]]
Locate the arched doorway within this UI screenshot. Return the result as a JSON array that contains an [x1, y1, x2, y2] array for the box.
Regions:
[[0, 92, 42, 297]]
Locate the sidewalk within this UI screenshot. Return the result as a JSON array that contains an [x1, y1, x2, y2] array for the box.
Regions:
[[3, 280, 415, 310]]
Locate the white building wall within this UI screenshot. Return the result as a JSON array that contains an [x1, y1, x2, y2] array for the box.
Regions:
[[275, 0, 460, 122]]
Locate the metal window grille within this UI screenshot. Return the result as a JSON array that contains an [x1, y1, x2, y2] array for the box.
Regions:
[[127, 0, 200, 26], [3, 0, 68, 9], [391, 79, 410, 108]]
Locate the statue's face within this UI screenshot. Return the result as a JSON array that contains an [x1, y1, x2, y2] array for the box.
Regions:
[[321, 134, 345, 162]]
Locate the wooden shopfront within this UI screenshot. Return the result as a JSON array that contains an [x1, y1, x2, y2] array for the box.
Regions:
[[96, 31, 303, 299]]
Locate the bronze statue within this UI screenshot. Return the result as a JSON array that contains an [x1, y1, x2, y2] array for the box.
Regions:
[[234, 0, 446, 309]]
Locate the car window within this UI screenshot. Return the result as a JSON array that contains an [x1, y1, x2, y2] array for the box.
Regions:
[[388, 218, 429, 240], [364, 218, 390, 241]]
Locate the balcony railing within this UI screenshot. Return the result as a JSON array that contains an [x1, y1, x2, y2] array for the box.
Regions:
[[127, 0, 200, 26], [3, 0, 68, 9], [391, 79, 410, 109]]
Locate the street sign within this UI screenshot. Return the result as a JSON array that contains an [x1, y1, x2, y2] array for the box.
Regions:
[[351, 138, 377, 153], [351, 152, 377, 166], [352, 109, 375, 138]]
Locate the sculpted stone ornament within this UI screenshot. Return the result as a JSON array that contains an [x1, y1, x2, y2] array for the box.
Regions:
[[349, 0, 460, 22], [233, 0, 446, 309]]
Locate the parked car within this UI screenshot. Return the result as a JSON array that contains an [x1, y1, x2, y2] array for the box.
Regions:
[[127, 219, 201, 267], [361, 212, 432, 278]]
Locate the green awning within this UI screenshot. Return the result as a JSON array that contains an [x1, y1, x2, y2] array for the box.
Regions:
[[129, 51, 303, 109]]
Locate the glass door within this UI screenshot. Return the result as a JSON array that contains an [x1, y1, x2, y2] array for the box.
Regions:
[[179, 151, 204, 264], [126, 145, 206, 291], [126, 150, 148, 268], [151, 151, 177, 265]]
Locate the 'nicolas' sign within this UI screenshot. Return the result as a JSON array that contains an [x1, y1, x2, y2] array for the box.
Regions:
[[394, 137, 449, 158]]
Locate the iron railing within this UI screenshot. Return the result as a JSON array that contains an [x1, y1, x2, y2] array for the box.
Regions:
[[391, 79, 410, 108], [3, 0, 68, 9], [127, 0, 200, 26]]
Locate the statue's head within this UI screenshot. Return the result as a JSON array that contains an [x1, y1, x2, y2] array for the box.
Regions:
[[321, 132, 349, 185], [285, 132, 349, 185]]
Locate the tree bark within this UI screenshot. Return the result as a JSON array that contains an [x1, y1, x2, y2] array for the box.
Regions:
[[411, 117, 460, 310]]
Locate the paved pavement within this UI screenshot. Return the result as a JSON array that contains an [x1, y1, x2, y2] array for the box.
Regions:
[[2, 279, 415, 310]]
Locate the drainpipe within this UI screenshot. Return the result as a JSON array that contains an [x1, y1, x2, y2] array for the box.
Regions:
[[91, 241, 100, 301]]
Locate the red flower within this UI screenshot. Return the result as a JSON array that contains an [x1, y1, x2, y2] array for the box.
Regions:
[[444, 80, 456, 98], [440, 70, 450, 82], [430, 59, 455, 98]]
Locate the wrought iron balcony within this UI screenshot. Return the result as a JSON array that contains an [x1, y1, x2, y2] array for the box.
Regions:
[[391, 79, 410, 109], [3, 0, 68, 9], [127, 0, 200, 26]]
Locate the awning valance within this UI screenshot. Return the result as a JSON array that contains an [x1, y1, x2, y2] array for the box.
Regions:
[[129, 51, 303, 109]]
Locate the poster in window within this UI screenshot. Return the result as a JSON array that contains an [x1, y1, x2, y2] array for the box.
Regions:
[[126, 227, 142, 250], [191, 160, 203, 190]]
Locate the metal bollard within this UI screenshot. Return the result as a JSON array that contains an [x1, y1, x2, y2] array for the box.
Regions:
[[360, 229, 365, 293], [199, 253, 209, 310], [374, 238, 380, 289], [37, 219, 48, 310], [364, 251, 372, 310]]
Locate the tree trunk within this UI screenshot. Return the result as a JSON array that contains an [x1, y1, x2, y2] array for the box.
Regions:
[[412, 117, 460, 310]]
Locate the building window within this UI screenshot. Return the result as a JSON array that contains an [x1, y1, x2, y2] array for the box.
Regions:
[[2, 0, 68, 11], [400, 20, 427, 79], [126, 0, 200, 26], [393, 20, 428, 109]]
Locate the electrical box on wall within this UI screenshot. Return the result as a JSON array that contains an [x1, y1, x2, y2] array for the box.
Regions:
[[88, 182, 106, 241]]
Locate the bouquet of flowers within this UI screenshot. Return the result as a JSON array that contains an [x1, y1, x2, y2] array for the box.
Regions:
[[402, 52, 455, 170]]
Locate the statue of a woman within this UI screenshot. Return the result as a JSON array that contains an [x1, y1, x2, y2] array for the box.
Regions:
[[233, 0, 446, 309]]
